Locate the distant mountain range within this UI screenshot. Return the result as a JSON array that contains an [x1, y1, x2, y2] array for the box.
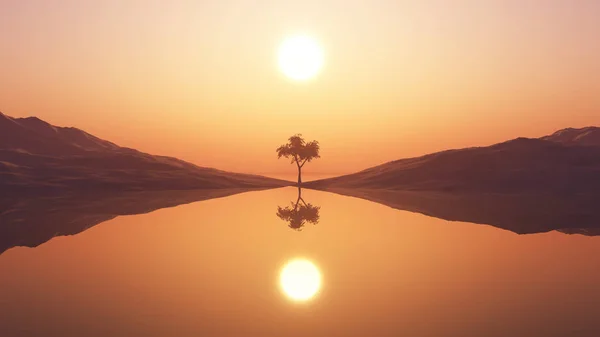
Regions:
[[2, 111, 599, 196], [0, 112, 290, 193], [306, 126, 600, 194]]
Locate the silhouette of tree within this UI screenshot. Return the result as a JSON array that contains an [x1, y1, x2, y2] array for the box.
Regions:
[[276, 134, 320, 186], [276, 188, 320, 231]]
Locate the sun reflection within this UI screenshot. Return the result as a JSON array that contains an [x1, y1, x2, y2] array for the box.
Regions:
[[279, 258, 322, 301]]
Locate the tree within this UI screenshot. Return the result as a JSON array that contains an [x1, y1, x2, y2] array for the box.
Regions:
[[276, 134, 320, 186], [276, 188, 320, 231]]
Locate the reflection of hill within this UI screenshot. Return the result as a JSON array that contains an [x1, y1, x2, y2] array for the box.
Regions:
[[557, 228, 600, 236], [313, 188, 600, 235], [0, 188, 261, 255]]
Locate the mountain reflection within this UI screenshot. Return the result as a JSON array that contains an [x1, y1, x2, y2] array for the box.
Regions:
[[0, 188, 265, 255], [276, 187, 320, 231], [2, 186, 599, 256], [308, 188, 600, 235]]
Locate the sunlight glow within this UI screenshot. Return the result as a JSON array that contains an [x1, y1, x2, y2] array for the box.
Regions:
[[278, 35, 324, 81], [279, 258, 322, 301]]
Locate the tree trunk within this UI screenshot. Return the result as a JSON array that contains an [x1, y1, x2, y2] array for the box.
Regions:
[[297, 166, 302, 186]]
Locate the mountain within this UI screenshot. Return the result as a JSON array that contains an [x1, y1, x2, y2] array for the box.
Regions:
[[305, 127, 600, 194], [541, 126, 600, 146], [0, 112, 290, 193], [0, 113, 120, 154]]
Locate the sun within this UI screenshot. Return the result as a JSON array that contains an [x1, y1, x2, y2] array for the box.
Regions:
[[279, 258, 322, 301], [278, 35, 324, 81]]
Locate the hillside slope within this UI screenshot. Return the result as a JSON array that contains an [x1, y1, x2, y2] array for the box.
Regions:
[[0, 112, 290, 193], [306, 128, 600, 194], [541, 126, 600, 146]]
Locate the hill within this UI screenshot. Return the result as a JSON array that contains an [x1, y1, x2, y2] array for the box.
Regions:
[[541, 126, 600, 146], [0, 112, 290, 193], [305, 128, 600, 194]]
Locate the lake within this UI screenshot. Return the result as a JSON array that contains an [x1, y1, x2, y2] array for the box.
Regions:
[[1, 187, 600, 337]]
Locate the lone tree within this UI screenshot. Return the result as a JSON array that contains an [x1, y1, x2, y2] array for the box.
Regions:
[[276, 134, 320, 186]]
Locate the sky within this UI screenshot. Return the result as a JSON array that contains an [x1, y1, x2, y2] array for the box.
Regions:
[[1, 0, 599, 176]]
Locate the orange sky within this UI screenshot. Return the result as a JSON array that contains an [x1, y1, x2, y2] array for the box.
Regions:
[[1, 1, 599, 175]]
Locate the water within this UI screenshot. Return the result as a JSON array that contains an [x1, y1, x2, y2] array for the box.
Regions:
[[1, 187, 600, 337], [261, 172, 339, 182]]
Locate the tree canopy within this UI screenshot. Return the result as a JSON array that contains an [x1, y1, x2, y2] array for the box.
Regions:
[[276, 134, 320, 168]]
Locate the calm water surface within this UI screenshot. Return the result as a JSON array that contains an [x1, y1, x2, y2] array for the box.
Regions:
[[1, 187, 599, 337]]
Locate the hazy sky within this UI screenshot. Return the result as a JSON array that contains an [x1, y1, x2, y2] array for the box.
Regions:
[[1, 0, 599, 175]]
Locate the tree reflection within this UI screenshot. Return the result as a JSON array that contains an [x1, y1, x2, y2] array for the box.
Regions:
[[276, 188, 320, 231]]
